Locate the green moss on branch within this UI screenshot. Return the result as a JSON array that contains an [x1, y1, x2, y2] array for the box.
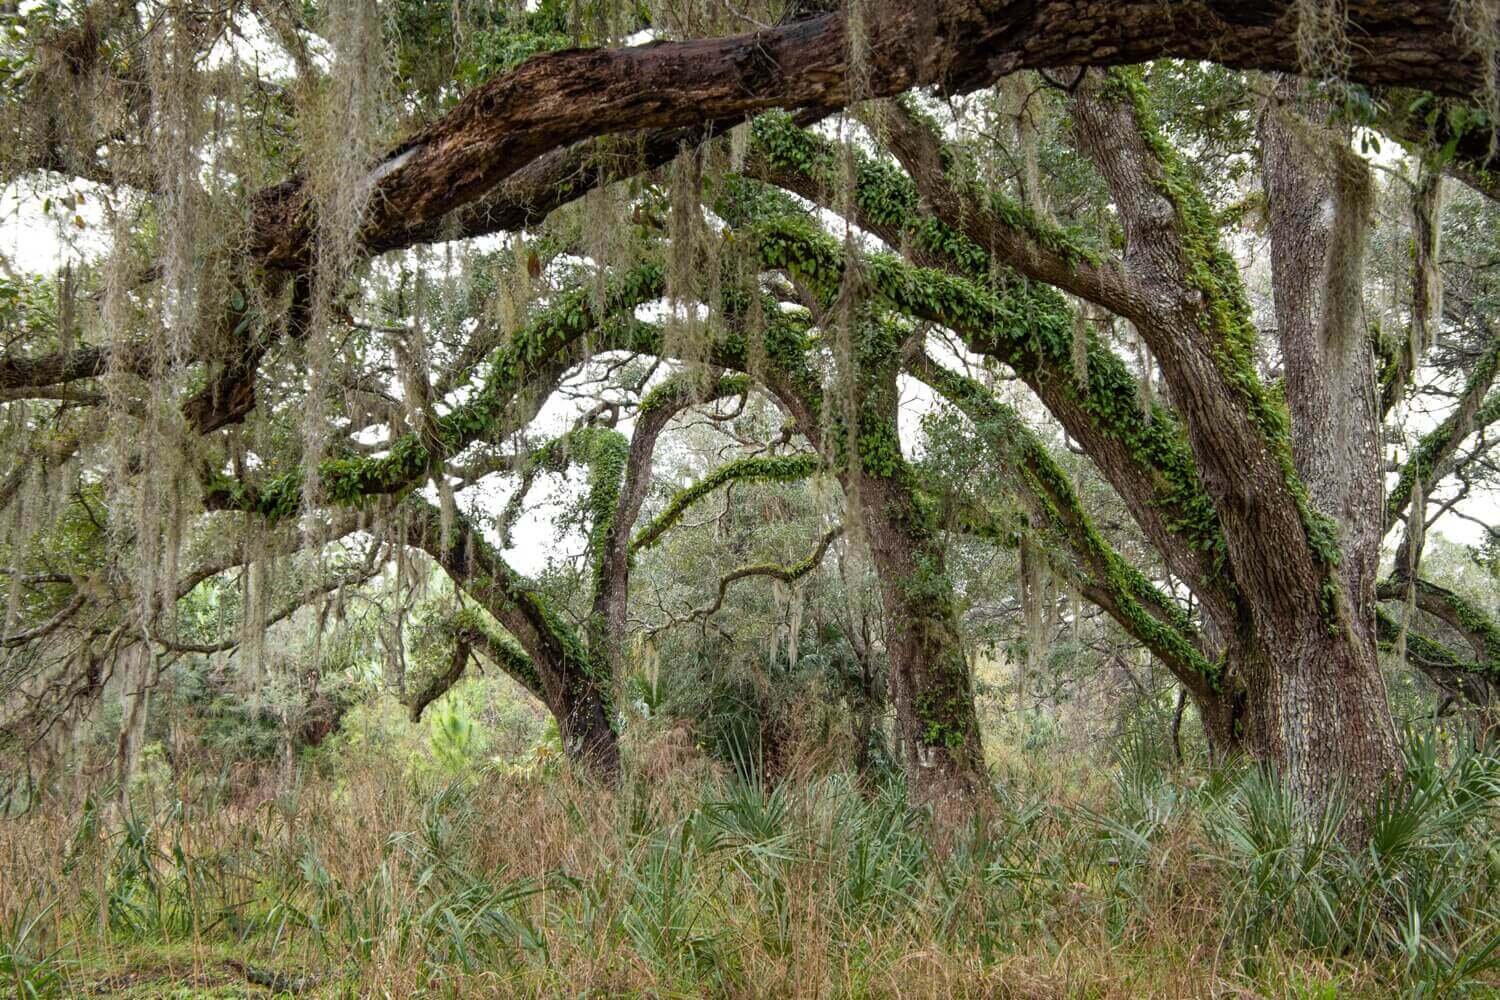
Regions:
[[631, 452, 821, 553]]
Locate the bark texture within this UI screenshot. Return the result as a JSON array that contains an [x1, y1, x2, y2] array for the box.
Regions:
[[1255, 86, 1399, 806], [846, 330, 986, 806]]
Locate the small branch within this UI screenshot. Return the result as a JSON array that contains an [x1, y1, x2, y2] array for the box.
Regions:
[[1, 592, 86, 648], [655, 525, 843, 635]]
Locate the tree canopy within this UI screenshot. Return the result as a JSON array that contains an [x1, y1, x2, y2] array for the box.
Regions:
[[1, 0, 1498, 821]]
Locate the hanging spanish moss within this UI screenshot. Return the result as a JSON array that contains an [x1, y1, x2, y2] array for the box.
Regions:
[[1071, 307, 1091, 392], [1133, 325, 1154, 417], [1294, 0, 1350, 81], [301, 0, 391, 515], [1394, 466, 1425, 666], [664, 142, 714, 374], [2, 473, 26, 639], [1410, 163, 1445, 362], [240, 530, 269, 699], [500, 230, 535, 338], [729, 121, 751, 173], [845, 0, 872, 104], [580, 169, 634, 323], [1022, 531, 1045, 671], [571, 0, 642, 43], [147, 3, 208, 364], [1453, 0, 1500, 156], [828, 117, 869, 537], [648, 0, 783, 40], [999, 73, 1045, 216]]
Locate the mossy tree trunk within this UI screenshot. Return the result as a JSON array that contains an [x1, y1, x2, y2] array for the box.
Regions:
[[1252, 82, 1401, 805], [845, 325, 985, 807], [857, 467, 986, 804], [1068, 69, 1400, 810]]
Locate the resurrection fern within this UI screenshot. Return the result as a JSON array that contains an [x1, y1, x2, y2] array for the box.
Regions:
[[632, 453, 822, 554]]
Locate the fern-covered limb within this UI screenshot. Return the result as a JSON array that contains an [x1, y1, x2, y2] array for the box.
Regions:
[[742, 213, 1238, 626], [630, 452, 822, 554], [912, 352, 1220, 689], [1377, 577, 1500, 674], [740, 113, 1238, 630], [407, 608, 544, 723], [868, 98, 1137, 312], [201, 264, 665, 520], [1076, 70, 1335, 604]]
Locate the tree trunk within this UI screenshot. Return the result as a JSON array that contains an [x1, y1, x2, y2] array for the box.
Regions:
[[859, 474, 985, 806], [1238, 629, 1398, 808], [553, 673, 621, 778], [1191, 684, 1246, 763], [1254, 84, 1401, 811], [845, 349, 986, 808]]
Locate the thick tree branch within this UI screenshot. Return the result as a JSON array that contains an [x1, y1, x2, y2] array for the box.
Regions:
[[1377, 576, 1500, 670], [741, 114, 1239, 629], [870, 98, 1139, 316], [1072, 68, 1339, 631], [407, 609, 542, 723], [247, 0, 1487, 273], [745, 212, 1240, 627], [912, 351, 1219, 690]]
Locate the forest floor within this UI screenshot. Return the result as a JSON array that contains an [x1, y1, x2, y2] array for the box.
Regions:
[[4, 707, 1498, 998]]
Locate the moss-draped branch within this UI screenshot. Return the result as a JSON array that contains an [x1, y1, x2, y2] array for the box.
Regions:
[[738, 111, 1243, 626], [742, 214, 1230, 577], [913, 354, 1219, 688], [203, 263, 665, 520], [631, 452, 822, 554], [1377, 577, 1500, 677]]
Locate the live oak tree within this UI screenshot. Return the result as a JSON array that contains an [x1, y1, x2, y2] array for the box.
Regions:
[[1, 0, 1498, 818]]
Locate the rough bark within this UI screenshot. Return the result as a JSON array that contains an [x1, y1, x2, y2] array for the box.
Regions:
[[1243, 84, 1399, 807], [1070, 72, 1321, 618], [852, 105, 1241, 633], [1053, 69, 1404, 811], [250, 0, 1487, 276], [858, 467, 985, 806]]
